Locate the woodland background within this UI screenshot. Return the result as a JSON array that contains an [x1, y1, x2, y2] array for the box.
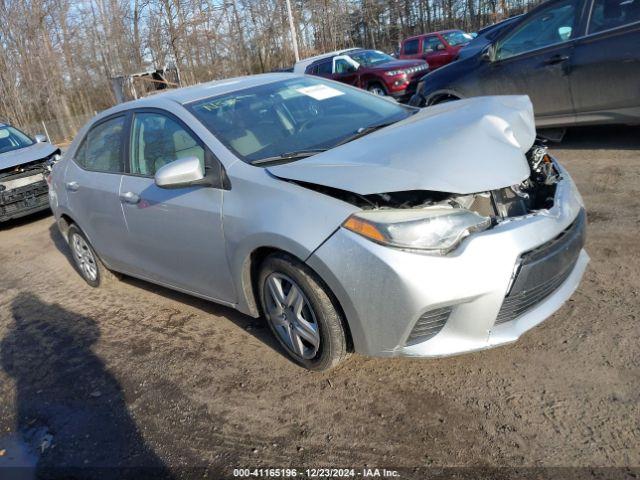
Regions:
[[0, 0, 541, 142]]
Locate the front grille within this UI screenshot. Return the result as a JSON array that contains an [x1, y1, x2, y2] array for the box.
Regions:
[[495, 209, 586, 325], [0, 179, 49, 219], [406, 306, 452, 345], [495, 262, 576, 325]]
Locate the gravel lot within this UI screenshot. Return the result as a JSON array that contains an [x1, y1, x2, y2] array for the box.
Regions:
[[0, 126, 638, 479]]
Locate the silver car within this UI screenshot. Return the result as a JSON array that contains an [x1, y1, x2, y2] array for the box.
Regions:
[[1, 123, 60, 222], [49, 74, 589, 371]]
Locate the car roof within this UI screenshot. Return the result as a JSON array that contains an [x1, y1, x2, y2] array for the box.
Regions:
[[293, 48, 361, 73], [403, 29, 462, 42], [96, 73, 296, 118]]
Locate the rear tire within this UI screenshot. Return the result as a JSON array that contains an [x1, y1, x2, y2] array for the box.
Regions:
[[258, 253, 349, 371], [67, 224, 118, 288]]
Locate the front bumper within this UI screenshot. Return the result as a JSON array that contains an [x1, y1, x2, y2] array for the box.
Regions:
[[391, 73, 428, 103], [0, 175, 50, 222], [307, 164, 588, 357]]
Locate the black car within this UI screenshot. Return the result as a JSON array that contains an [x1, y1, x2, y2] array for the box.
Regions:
[[410, 0, 640, 128]]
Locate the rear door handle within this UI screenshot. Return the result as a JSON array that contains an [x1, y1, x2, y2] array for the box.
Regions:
[[119, 191, 141, 205], [543, 54, 570, 65], [65, 181, 79, 192]]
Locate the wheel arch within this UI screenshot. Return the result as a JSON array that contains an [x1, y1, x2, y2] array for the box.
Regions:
[[239, 245, 354, 352], [365, 78, 388, 94], [56, 212, 77, 242], [425, 89, 463, 106]]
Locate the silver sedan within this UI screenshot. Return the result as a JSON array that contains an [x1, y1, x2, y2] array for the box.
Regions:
[[49, 74, 588, 370]]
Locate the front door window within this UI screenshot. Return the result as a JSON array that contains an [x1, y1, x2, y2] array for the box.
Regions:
[[130, 112, 205, 176], [496, 0, 579, 60]]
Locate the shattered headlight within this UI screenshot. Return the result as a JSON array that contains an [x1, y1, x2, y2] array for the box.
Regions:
[[343, 207, 491, 254]]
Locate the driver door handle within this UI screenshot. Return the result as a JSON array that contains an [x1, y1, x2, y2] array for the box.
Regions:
[[65, 181, 79, 192], [543, 54, 570, 65], [119, 191, 141, 205]]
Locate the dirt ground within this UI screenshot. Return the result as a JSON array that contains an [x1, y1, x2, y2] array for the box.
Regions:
[[0, 126, 638, 479]]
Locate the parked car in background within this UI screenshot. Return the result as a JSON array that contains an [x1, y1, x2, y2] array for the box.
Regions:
[[399, 30, 474, 69], [457, 15, 524, 60], [410, 0, 640, 128], [50, 74, 588, 371], [0, 123, 60, 222], [292, 48, 360, 74], [294, 48, 428, 101]]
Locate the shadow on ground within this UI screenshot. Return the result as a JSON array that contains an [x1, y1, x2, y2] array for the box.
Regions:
[[552, 125, 640, 151], [0, 209, 52, 232], [47, 223, 289, 364], [0, 292, 174, 480]]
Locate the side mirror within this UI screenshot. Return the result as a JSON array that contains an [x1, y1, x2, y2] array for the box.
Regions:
[[481, 44, 494, 62], [558, 26, 572, 41], [154, 156, 205, 189], [436, 44, 446, 51], [34, 134, 48, 143]]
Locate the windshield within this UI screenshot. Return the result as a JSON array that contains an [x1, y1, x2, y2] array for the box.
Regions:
[[0, 126, 34, 154], [187, 77, 413, 164], [442, 30, 474, 46], [348, 50, 395, 67]]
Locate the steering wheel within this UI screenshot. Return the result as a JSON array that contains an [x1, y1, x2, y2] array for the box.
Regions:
[[296, 118, 321, 133], [295, 102, 323, 132]]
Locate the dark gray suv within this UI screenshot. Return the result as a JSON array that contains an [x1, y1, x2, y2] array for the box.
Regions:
[[410, 0, 640, 128]]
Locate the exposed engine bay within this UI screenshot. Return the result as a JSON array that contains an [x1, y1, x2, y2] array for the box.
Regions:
[[0, 153, 58, 222], [291, 142, 560, 224]]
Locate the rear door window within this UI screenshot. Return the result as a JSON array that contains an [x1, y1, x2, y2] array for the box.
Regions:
[[75, 116, 126, 173], [316, 60, 333, 75], [403, 38, 419, 55], [589, 0, 640, 33]]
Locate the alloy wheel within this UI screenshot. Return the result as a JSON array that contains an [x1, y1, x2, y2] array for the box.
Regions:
[[71, 233, 98, 282], [263, 273, 320, 360]]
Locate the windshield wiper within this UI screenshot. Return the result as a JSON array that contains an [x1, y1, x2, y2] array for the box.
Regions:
[[251, 117, 408, 166], [250, 149, 328, 166], [335, 120, 397, 147]]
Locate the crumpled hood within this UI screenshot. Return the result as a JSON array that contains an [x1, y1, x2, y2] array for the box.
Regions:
[[0, 142, 58, 171], [268, 95, 535, 195]]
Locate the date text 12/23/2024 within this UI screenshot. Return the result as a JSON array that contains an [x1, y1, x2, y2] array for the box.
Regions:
[[233, 468, 400, 478]]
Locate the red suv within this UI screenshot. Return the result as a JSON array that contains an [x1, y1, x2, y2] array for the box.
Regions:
[[299, 49, 428, 102], [399, 30, 474, 69]]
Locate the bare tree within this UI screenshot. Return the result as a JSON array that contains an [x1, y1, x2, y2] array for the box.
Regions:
[[0, 0, 541, 142]]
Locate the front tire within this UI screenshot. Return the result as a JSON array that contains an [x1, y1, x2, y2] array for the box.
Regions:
[[258, 253, 349, 371], [367, 83, 386, 96], [429, 94, 460, 106], [67, 224, 118, 288]]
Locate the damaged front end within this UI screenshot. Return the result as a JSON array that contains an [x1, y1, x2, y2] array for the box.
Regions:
[[436, 142, 560, 221], [294, 142, 561, 255], [0, 153, 59, 222], [350, 142, 559, 217]]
